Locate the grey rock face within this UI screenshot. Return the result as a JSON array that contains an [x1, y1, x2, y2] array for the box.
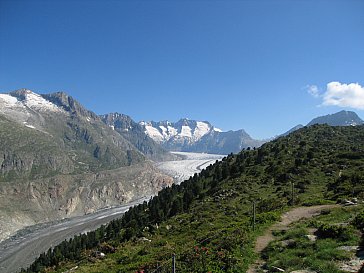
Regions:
[[100, 113, 177, 162], [281, 110, 364, 137], [307, 110, 364, 126]]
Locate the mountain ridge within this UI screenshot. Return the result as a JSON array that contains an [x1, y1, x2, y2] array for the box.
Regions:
[[100, 113, 178, 162], [140, 118, 264, 154], [0, 89, 173, 242], [307, 110, 364, 126], [282, 110, 363, 137]]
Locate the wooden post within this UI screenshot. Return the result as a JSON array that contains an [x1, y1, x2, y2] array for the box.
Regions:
[[253, 201, 256, 231], [172, 253, 176, 273]]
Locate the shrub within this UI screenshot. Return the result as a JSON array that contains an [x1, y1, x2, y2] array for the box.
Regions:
[[352, 210, 364, 230], [316, 223, 352, 241]]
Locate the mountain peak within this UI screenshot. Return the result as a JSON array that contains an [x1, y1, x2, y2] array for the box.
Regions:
[[6, 89, 63, 113], [42, 91, 98, 119], [139, 118, 264, 154], [10, 88, 35, 96], [307, 110, 363, 126]]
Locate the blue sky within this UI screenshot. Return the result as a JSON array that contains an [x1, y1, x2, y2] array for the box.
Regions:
[[0, 0, 363, 139]]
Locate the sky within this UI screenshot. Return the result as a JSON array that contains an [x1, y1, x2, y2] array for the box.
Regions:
[[0, 0, 363, 139]]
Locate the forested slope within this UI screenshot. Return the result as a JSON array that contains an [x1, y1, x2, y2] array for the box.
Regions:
[[24, 124, 364, 273]]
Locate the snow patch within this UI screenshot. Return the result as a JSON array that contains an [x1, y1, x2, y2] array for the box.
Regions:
[[0, 94, 19, 106], [159, 125, 168, 138], [180, 125, 192, 137], [145, 125, 164, 142], [25, 124, 36, 129], [167, 126, 178, 137], [213, 127, 223, 132], [23, 121, 37, 130], [193, 121, 210, 140], [23, 91, 61, 112], [0, 91, 63, 113]]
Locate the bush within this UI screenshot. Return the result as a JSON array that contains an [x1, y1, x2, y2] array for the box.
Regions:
[[255, 211, 280, 224], [316, 223, 352, 241], [352, 210, 364, 230]]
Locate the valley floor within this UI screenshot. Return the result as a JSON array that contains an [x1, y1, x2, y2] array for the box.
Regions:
[[0, 197, 149, 273], [0, 152, 221, 273]]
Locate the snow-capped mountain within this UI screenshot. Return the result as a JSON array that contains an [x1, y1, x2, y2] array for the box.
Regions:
[[0, 89, 145, 174], [0, 89, 65, 130], [140, 119, 221, 143], [139, 118, 264, 154], [100, 113, 177, 161]]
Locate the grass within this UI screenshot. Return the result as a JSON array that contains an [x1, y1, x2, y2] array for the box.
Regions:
[[24, 125, 364, 273], [261, 205, 362, 273], [49, 182, 283, 273]]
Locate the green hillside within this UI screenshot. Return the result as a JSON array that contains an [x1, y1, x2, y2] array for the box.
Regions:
[[24, 124, 364, 273]]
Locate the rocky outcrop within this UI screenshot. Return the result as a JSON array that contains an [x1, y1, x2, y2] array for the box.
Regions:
[[100, 113, 177, 162]]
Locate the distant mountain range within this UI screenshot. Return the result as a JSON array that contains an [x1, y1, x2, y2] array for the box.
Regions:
[[100, 113, 177, 161], [282, 110, 364, 136], [140, 111, 364, 155], [1, 88, 363, 243], [139, 119, 265, 154], [307, 110, 364, 126]]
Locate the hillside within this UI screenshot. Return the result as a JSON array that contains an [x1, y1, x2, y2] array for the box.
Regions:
[[24, 124, 364, 273]]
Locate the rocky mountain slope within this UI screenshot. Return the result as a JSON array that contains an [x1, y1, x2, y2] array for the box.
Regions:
[[140, 118, 264, 154], [283, 110, 363, 136], [0, 89, 144, 178], [307, 110, 364, 126], [100, 113, 177, 162], [0, 89, 173, 241]]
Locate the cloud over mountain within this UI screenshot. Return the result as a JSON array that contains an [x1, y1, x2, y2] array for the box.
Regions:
[[308, 81, 364, 110], [322, 82, 364, 109]]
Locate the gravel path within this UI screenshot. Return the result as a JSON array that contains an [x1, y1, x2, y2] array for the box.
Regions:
[[247, 204, 339, 273]]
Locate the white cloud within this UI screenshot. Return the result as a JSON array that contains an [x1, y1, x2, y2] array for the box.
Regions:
[[306, 85, 320, 98], [322, 82, 364, 109]]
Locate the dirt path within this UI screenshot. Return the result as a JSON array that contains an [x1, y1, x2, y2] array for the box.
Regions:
[[247, 204, 339, 273]]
